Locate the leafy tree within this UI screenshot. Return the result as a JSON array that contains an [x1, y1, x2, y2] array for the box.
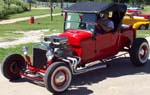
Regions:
[[0, 0, 5, 18]]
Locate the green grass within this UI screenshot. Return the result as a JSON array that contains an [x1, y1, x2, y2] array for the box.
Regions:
[[142, 5, 150, 13], [6, 8, 61, 19], [0, 43, 35, 63], [137, 30, 150, 38], [0, 15, 64, 39], [0, 31, 23, 40]]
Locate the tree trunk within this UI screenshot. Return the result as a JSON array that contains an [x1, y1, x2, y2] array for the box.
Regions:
[[60, 0, 63, 9]]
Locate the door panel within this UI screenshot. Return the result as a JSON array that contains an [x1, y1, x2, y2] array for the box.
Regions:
[[95, 32, 119, 59], [80, 32, 119, 63], [81, 38, 96, 63]]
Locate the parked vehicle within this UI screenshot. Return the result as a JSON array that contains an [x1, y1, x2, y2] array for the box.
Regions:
[[127, 5, 144, 10], [123, 13, 150, 30], [128, 9, 150, 19], [1, 2, 149, 94]]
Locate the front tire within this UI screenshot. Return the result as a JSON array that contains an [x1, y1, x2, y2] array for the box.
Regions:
[[139, 24, 148, 30], [44, 62, 72, 94], [130, 38, 149, 66], [145, 24, 149, 30], [1, 54, 26, 80]]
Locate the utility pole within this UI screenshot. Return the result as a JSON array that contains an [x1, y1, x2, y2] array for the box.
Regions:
[[49, 0, 53, 21], [60, 0, 63, 9], [61, 0, 64, 16], [28, 0, 32, 11], [50, 2, 53, 21]]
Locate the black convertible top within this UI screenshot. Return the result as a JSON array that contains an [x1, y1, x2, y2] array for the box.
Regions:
[[63, 2, 127, 13]]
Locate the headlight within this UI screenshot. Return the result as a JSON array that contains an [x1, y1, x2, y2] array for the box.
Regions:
[[23, 46, 28, 55], [46, 50, 54, 61]]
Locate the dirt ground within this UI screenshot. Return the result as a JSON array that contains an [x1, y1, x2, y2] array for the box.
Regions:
[[0, 38, 150, 95]]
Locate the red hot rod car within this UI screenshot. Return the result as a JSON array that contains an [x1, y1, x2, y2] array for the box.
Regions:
[[1, 2, 149, 94]]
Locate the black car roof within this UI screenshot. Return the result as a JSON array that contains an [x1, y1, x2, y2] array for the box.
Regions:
[[63, 2, 127, 13]]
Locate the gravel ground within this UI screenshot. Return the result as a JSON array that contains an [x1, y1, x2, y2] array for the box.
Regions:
[[0, 37, 150, 95], [0, 29, 61, 48], [0, 30, 45, 48]]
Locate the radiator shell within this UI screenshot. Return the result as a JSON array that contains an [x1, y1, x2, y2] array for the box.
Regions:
[[33, 48, 47, 69]]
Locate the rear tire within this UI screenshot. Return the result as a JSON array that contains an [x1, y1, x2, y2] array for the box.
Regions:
[[1, 54, 26, 80], [130, 38, 149, 66], [44, 62, 72, 94]]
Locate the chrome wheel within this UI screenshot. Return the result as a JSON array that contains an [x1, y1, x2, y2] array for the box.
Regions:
[[51, 66, 72, 92], [44, 62, 72, 93], [138, 42, 149, 63]]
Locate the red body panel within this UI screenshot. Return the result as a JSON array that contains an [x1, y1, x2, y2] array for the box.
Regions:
[[118, 27, 136, 50], [59, 29, 92, 47], [80, 32, 120, 63], [59, 28, 135, 64]]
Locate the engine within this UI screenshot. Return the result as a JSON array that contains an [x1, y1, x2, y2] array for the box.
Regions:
[[44, 35, 73, 58]]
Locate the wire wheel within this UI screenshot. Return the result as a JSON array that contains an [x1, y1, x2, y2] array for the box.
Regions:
[[138, 42, 149, 63]]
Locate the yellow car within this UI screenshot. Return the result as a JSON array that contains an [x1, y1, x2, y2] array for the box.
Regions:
[[123, 14, 150, 30]]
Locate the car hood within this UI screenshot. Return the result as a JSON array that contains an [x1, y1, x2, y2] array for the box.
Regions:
[[59, 29, 92, 47]]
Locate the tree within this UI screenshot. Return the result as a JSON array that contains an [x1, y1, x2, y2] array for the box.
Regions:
[[60, 0, 63, 8], [26, 0, 36, 11], [3, 0, 11, 8]]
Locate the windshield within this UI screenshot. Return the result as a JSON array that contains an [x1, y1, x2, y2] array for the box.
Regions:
[[64, 13, 97, 32]]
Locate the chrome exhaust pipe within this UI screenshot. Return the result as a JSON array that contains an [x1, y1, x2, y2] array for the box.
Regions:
[[63, 57, 107, 75]]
